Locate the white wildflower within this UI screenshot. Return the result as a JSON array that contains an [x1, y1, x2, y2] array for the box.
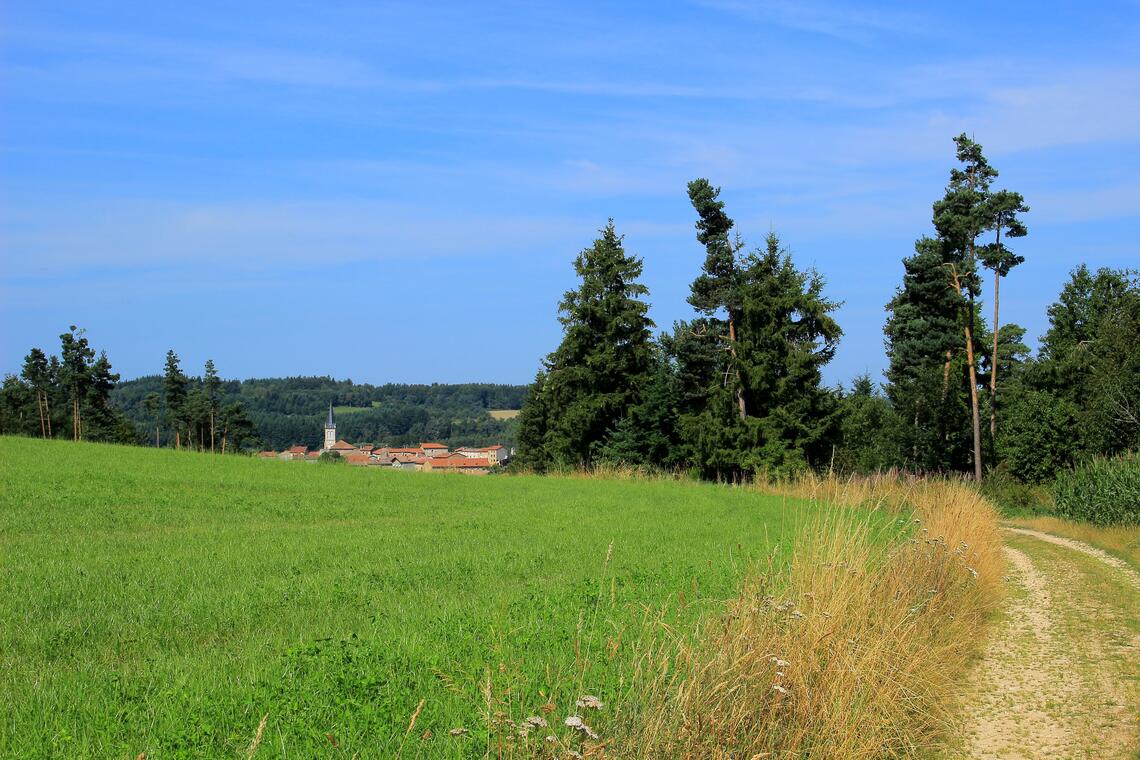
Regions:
[[576, 695, 604, 710], [772, 684, 788, 694], [525, 715, 548, 728], [448, 728, 468, 737], [564, 716, 599, 740]]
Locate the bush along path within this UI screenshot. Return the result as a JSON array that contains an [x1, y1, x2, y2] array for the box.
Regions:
[[959, 527, 1140, 759]]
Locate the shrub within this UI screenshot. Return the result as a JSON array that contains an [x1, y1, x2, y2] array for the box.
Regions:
[[1053, 452, 1140, 526], [980, 467, 1053, 517]]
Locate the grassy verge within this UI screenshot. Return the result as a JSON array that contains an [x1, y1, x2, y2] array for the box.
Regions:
[[1003, 516, 1140, 571], [603, 474, 1004, 759]]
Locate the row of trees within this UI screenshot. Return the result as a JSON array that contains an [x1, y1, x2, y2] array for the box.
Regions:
[[0, 326, 133, 443], [152, 351, 257, 453], [516, 187, 843, 480], [516, 134, 1138, 482]]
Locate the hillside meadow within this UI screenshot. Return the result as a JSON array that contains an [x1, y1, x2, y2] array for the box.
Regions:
[[0, 437, 861, 758]]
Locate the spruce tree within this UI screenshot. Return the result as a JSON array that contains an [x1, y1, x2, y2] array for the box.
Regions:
[[677, 184, 842, 479], [515, 370, 551, 472], [883, 237, 967, 469], [534, 221, 655, 468]]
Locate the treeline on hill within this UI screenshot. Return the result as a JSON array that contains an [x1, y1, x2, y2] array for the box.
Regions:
[[112, 373, 525, 451], [516, 134, 1140, 500], [2, 341, 526, 454]]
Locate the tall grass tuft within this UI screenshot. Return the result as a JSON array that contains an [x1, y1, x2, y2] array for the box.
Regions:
[[609, 473, 1004, 759]]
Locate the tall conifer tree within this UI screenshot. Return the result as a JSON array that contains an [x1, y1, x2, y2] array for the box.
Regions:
[[932, 134, 997, 481], [525, 221, 655, 468]]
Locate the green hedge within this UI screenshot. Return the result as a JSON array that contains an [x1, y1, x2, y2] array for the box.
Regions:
[[1053, 452, 1140, 526]]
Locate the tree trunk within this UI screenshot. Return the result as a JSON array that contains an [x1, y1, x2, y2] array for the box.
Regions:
[[948, 264, 983, 482], [221, 425, 228, 455], [989, 226, 1003, 440], [942, 350, 952, 398], [727, 315, 747, 421], [175, 430, 181, 450], [210, 410, 215, 453], [155, 421, 160, 448], [964, 315, 983, 482], [36, 391, 48, 438]]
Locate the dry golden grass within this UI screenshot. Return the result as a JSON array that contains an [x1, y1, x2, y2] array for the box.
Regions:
[[489, 409, 521, 420], [607, 473, 1004, 759], [1003, 515, 1140, 570]]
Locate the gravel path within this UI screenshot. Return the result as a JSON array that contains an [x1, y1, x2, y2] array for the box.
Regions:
[[960, 530, 1139, 759]]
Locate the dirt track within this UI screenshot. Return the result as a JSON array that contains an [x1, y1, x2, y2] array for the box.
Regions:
[[960, 529, 1140, 759]]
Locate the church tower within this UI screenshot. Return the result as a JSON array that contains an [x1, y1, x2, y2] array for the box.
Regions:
[[323, 402, 336, 450]]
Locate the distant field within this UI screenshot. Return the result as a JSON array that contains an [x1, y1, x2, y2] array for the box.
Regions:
[[0, 437, 824, 758], [333, 402, 381, 415], [488, 409, 520, 419]]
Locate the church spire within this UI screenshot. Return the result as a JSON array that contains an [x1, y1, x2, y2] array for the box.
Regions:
[[323, 401, 336, 450]]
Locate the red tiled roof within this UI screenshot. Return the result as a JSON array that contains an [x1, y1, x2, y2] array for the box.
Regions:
[[344, 453, 371, 464], [388, 447, 420, 454], [420, 442, 448, 449], [430, 457, 490, 469], [287, 445, 307, 454], [330, 439, 356, 450], [391, 453, 422, 463], [479, 445, 505, 451]]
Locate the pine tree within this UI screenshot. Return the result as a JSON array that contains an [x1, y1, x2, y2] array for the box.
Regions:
[[163, 350, 188, 449], [204, 359, 222, 452], [980, 189, 1028, 438], [20, 348, 53, 438], [539, 221, 655, 468], [59, 326, 95, 441], [932, 134, 997, 481]]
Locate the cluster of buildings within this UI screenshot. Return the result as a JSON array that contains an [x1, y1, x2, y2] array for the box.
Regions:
[[256, 404, 510, 475]]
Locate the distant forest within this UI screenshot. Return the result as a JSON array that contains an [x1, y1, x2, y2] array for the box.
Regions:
[[112, 376, 525, 451]]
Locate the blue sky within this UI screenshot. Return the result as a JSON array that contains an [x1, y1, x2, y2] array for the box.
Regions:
[[2, 1, 1138, 386]]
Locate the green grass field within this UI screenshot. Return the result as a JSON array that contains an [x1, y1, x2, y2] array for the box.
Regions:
[[0, 437, 826, 758]]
